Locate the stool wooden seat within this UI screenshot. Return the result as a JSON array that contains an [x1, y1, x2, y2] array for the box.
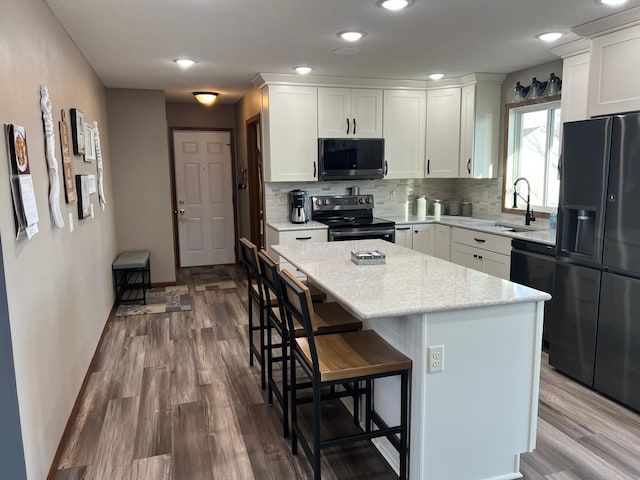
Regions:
[[112, 250, 150, 306], [257, 249, 362, 438], [278, 268, 412, 480]]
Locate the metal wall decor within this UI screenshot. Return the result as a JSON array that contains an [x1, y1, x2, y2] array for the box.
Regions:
[[40, 85, 65, 228]]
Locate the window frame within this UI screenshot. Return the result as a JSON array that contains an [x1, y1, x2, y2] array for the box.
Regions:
[[502, 94, 561, 218]]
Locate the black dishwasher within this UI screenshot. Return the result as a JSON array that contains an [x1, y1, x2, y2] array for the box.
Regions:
[[510, 238, 556, 351]]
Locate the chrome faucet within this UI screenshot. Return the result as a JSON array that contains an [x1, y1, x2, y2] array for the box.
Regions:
[[513, 177, 536, 225]]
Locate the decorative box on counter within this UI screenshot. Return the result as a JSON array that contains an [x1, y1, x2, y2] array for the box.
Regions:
[[351, 250, 386, 265]]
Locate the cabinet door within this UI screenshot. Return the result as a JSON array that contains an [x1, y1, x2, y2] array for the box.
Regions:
[[458, 82, 500, 179], [263, 85, 318, 182], [318, 87, 351, 138], [435, 225, 451, 261], [459, 84, 475, 178], [481, 250, 511, 280], [351, 89, 383, 138], [394, 225, 413, 249], [383, 90, 427, 179], [588, 25, 640, 117], [561, 53, 590, 125], [426, 88, 461, 178], [412, 224, 435, 255], [451, 243, 481, 271]]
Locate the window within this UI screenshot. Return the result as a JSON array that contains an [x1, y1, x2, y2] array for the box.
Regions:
[[503, 100, 561, 214]]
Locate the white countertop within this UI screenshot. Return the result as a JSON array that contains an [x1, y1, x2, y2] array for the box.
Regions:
[[266, 220, 328, 231], [272, 239, 550, 320], [385, 215, 556, 246]]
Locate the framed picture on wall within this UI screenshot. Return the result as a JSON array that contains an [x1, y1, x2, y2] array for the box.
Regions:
[[76, 174, 91, 219], [70, 108, 85, 156], [84, 122, 96, 162]]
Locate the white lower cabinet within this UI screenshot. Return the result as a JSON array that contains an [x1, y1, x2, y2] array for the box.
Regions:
[[450, 227, 511, 279], [395, 224, 435, 256], [434, 225, 451, 261], [265, 226, 327, 278]]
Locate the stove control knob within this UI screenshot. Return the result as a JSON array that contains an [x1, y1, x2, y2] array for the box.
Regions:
[[366, 197, 373, 204], [359, 197, 365, 204], [316, 199, 323, 206], [323, 199, 330, 205]]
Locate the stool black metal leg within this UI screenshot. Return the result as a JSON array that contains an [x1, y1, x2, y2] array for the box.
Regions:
[[290, 352, 298, 455], [259, 303, 266, 389], [267, 317, 274, 404], [281, 328, 290, 438], [365, 378, 373, 433], [400, 370, 409, 480], [248, 286, 254, 367], [312, 379, 321, 480]]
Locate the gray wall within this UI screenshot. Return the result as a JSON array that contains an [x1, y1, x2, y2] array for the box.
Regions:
[[166, 102, 236, 129], [107, 89, 176, 283], [0, 0, 117, 477]]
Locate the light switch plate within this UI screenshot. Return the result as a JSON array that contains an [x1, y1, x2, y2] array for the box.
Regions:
[[69, 212, 74, 233]]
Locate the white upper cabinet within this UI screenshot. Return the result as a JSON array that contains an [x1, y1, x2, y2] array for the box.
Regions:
[[588, 25, 640, 117], [383, 89, 427, 179], [561, 52, 590, 124], [318, 88, 383, 138], [458, 81, 501, 179], [261, 85, 318, 182], [425, 87, 461, 178]]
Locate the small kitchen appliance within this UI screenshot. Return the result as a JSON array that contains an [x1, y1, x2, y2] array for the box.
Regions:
[[289, 189, 310, 224]]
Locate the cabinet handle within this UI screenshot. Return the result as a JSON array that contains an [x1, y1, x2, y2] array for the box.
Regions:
[[478, 255, 483, 260], [384, 160, 388, 176], [415, 230, 419, 234], [295, 236, 312, 241], [396, 227, 410, 231], [473, 254, 478, 258], [427, 159, 430, 175], [313, 161, 316, 178], [346, 118, 350, 135], [353, 118, 356, 135], [467, 158, 471, 174], [473, 237, 486, 243]]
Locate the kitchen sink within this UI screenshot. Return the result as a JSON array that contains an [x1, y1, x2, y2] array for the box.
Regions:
[[491, 223, 543, 233]]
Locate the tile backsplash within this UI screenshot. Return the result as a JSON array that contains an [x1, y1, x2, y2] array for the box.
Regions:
[[265, 176, 549, 227]]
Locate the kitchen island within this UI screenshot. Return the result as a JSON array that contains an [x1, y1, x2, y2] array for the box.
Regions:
[[272, 239, 550, 480]]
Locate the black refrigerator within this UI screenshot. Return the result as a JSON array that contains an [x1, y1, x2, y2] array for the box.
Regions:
[[550, 112, 640, 412]]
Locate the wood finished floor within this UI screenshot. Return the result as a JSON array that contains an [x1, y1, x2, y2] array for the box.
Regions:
[[52, 264, 640, 480]]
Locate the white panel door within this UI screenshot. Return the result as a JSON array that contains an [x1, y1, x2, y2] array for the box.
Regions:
[[351, 89, 383, 137], [412, 224, 435, 255], [318, 88, 351, 137], [174, 130, 235, 267]]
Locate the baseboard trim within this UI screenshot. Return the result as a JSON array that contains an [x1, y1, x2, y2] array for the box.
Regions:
[[151, 281, 177, 288], [45, 304, 116, 480]]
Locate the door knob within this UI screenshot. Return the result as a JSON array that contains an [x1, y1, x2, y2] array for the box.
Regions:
[[179, 209, 185, 215]]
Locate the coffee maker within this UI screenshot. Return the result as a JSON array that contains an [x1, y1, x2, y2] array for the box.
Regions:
[[289, 190, 310, 224]]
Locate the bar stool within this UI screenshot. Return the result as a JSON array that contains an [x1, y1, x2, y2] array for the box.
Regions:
[[239, 238, 326, 390], [257, 249, 362, 438], [278, 268, 412, 480]]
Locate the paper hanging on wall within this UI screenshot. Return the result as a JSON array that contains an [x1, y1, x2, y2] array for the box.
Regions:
[[40, 85, 65, 228]]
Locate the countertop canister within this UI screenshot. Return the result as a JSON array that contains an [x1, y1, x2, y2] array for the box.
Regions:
[[449, 200, 461, 216], [433, 199, 442, 220], [416, 195, 427, 217], [461, 201, 472, 217]]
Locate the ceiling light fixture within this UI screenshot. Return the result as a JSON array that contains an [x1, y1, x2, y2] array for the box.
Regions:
[[598, 0, 627, 5], [379, 0, 411, 11], [174, 58, 196, 68], [339, 31, 366, 42], [294, 66, 313, 75], [193, 92, 219, 106], [429, 73, 444, 80], [537, 32, 563, 42]]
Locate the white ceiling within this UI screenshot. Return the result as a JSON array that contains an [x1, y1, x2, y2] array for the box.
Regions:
[[44, 0, 640, 104]]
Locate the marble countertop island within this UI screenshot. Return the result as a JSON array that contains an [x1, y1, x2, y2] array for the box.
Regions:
[[272, 239, 548, 480], [272, 239, 550, 320]]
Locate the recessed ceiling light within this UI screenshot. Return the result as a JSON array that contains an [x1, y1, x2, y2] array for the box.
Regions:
[[294, 66, 313, 75], [598, 0, 627, 5], [429, 73, 444, 80], [379, 0, 411, 11], [174, 58, 196, 68], [339, 31, 366, 42], [537, 32, 563, 42], [333, 47, 360, 56]]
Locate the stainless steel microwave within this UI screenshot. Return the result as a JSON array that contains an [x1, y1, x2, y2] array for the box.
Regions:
[[318, 138, 385, 181]]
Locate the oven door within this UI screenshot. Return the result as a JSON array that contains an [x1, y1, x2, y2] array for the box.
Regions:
[[329, 227, 395, 243]]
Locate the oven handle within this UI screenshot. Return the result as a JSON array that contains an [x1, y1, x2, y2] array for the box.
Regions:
[[330, 229, 395, 238]]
